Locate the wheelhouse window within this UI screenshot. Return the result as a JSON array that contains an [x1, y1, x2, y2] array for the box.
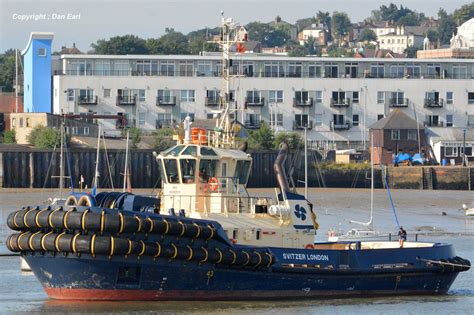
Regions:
[[180, 159, 196, 183], [235, 160, 251, 185], [198, 159, 217, 182], [163, 159, 180, 183]]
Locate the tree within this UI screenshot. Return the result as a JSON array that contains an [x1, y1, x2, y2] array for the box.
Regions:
[[91, 35, 148, 54], [152, 128, 175, 152], [0, 49, 16, 92], [437, 8, 457, 45], [28, 125, 61, 149], [426, 29, 439, 44], [246, 22, 289, 47], [288, 45, 307, 57], [129, 127, 142, 149], [247, 122, 274, 150], [274, 132, 302, 150], [304, 36, 316, 55], [358, 29, 377, 42], [295, 17, 316, 32], [147, 29, 190, 55], [331, 12, 351, 45], [404, 46, 419, 58], [316, 11, 332, 41], [2, 130, 16, 144], [452, 3, 474, 25], [327, 45, 353, 57]]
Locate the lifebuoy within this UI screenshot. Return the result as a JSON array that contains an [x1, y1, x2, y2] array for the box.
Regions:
[[208, 177, 219, 192], [305, 244, 314, 249]]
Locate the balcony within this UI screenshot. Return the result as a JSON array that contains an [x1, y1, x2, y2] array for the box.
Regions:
[[424, 121, 444, 127], [77, 96, 98, 105], [244, 120, 261, 129], [330, 121, 351, 130], [330, 98, 351, 107], [293, 97, 313, 107], [245, 97, 265, 106], [388, 98, 409, 108], [293, 120, 313, 130], [205, 97, 220, 107], [116, 96, 136, 106], [156, 96, 176, 106], [424, 98, 444, 108]]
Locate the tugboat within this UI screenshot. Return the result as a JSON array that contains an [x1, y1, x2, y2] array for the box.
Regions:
[[5, 14, 470, 300]]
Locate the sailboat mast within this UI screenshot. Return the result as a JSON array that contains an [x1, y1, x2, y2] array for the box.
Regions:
[[59, 121, 64, 200], [15, 49, 18, 113], [123, 130, 130, 192], [304, 126, 308, 199], [93, 125, 101, 190], [369, 131, 374, 228]]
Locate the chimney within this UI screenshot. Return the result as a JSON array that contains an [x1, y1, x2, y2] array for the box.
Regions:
[[73, 43, 76, 48]]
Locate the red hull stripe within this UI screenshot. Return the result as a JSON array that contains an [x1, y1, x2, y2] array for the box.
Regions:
[[44, 288, 445, 301]]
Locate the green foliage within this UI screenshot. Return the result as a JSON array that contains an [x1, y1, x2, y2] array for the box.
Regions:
[[152, 128, 175, 152], [2, 129, 16, 144], [437, 9, 457, 45], [274, 132, 302, 150], [452, 3, 474, 25], [295, 17, 316, 33], [358, 29, 377, 42], [28, 125, 61, 149], [245, 22, 289, 47], [91, 35, 148, 54], [129, 127, 142, 149], [370, 3, 426, 25], [426, 30, 438, 43], [327, 45, 353, 57], [331, 12, 351, 43], [287, 45, 307, 57], [318, 162, 370, 171], [147, 28, 190, 55], [247, 122, 274, 150], [0, 49, 16, 92], [404, 46, 420, 58], [316, 11, 332, 41]]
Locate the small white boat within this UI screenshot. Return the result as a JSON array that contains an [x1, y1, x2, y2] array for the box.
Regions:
[[20, 257, 31, 272], [462, 204, 474, 216]]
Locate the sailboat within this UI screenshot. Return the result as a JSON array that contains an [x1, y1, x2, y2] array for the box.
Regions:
[[5, 14, 470, 301], [328, 133, 390, 242]]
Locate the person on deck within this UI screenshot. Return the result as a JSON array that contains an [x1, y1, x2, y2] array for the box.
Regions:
[[398, 226, 407, 248]]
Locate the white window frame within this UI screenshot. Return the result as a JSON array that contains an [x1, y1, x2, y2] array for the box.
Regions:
[[315, 91, 323, 104], [444, 146, 458, 157], [446, 92, 453, 104], [180, 90, 195, 102], [391, 129, 400, 140], [269, 90, 283, 103]]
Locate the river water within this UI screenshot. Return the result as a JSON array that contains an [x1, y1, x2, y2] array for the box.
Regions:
[[0, 188, 473, 314]]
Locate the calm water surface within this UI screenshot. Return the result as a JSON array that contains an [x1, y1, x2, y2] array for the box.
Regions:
[[0, 188, 473, 314]]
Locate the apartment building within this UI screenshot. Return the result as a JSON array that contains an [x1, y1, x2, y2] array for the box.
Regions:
[[51, 54, 474, 149]]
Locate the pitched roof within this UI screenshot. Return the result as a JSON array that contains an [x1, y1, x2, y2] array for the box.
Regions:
[[370, 109, 424, 130]]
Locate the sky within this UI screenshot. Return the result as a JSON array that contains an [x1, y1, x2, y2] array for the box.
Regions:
[[0, 0, 470, 52]]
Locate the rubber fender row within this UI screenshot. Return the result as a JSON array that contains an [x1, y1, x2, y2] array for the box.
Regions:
[[7, 207, 216, 240], [440, 256, 471, 273], [6, 232, 274, 268]]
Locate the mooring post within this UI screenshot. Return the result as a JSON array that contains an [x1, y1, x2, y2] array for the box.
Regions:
[[0, 152, 3, 188]]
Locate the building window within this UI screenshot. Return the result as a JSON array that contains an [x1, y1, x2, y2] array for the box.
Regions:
[[391, 129, 400, 140], [67, 89, 75, 102], [72, 127, 78, 135], [287, 62, 302, 77], [468, 115, 474, 126], [352, 91, 359, 104], [245, 113, 261, 128], [377, 114, 384, 120], [308, 64, 322, 78], [156, 113, 173, 128], [294, 114, 309, 128], [295, 91, 309, 103], [26, 118, 30, 127], [370, 63, 384, 78], [180, 90, 195, 102], [11, 118, 15, 128], [444, 146, 458, 157], [19, 118, 23, 128], [84, 127, 90, 135], [179, 61, 194, 77], [96, 61, 110, 76], [103, 89, 111, 98], [314, 114, 322, 126], [138, 112, 146, 126], [377, 91, 386, 104], [352, 114, 359, 126], [269, 90, 283, 103], [461, 147, 473, 157], [315, 91, 323, 104], [408, 130, 417, 141], [158, 90, 174, 103], [269, 113, 283, 126], [452, 64, 467, 79], [264, 62, 283, 77], [446, 114, 453, 127], [324, 63, 338, 78], [137, 89, 146, 102], [160, 61, 175, 76], [446, 92, 453, 104], [38, 48, 46, 56], [468, 92, 474, 105], [197, 62, 212, 77], [406, 63, 420, 78]]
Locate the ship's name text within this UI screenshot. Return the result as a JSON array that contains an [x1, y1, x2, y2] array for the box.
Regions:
[[282, 253, 329, 261]]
